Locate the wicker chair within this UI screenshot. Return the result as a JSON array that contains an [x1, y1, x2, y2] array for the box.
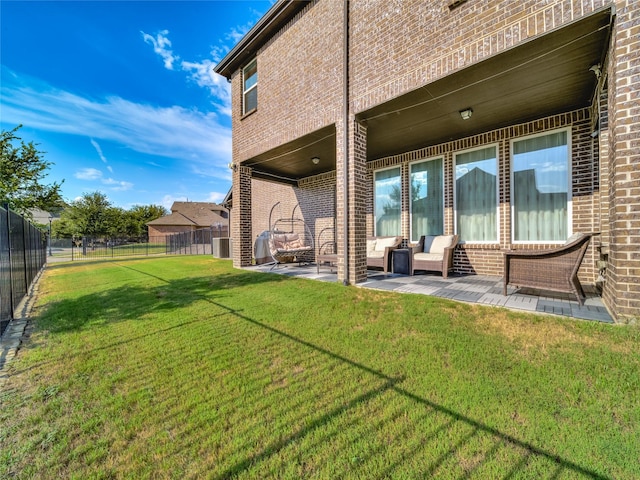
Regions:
[[367, 236, 403, 273], [503, 233, 595, 305], [410, 234, 458, 278], [316, 226, 337, 274]]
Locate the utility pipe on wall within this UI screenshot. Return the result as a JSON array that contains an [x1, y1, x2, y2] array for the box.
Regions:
[[342, 0, 349, 285]]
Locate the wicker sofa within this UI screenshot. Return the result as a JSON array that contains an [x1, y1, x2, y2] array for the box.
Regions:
[[503, 232, 595, 305], [410, 234, 458, 278], [366, 236, 403, 273]]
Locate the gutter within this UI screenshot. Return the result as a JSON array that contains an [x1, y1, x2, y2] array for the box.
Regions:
[[214, 0, 308, 79], [342, 0, 349, 285]]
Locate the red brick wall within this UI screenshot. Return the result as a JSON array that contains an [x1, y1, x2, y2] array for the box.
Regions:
[[349, 0, 614, 113], [226, 0, 638, 320], [249, 174, 336, 261], [367, 109, 601, 283], [148, 225, 194, 239], [231, 0, 343, 165], [603, 1, 640, 321]]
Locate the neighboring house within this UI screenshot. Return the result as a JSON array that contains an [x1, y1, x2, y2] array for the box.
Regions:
[[28, 208, 58, 227], [215, 0, 639, 322], [147, 202, 229, 239]]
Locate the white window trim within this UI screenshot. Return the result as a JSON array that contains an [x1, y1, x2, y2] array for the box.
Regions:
[[453, 143, 500, 244], [409, 156, 445, 243], [509, 127, 572, 245], [242, 59, 257, 116], [373, 165, 402, 237]]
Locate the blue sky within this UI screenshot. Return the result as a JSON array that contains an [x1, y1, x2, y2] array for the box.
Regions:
[[1, 0, 273, 210]]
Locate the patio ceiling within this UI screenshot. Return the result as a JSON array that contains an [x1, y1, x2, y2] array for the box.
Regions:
[[244, 7, 612, 182], [359, 8, 613, 159], [244, 125, 337, 184]]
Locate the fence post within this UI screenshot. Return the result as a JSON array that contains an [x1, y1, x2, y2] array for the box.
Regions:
[[21, 212, 29, 294], [4, 204, 15, 320]]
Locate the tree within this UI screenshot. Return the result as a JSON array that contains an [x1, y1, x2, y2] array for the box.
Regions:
[[0, 125, 64, 216], [64, 192, 112, 237], [128, 204, 167, 238], [54, 193, 167, 240]]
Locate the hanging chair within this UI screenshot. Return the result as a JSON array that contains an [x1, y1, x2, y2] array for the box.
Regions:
[[267, 202, 314, 268]]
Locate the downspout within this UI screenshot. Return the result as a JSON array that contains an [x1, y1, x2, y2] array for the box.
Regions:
[[342, 0, 349, 285]]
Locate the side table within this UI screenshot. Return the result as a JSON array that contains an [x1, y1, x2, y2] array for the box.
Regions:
[[392, 248, 412, 275]]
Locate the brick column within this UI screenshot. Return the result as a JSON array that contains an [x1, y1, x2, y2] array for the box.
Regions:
[[336, 117, 368, 285], [232, 165, 253, 268], [604, 0, 640, 322], [349, 118, 368, 284]]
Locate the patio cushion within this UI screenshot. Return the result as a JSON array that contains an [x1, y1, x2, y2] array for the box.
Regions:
[[271, 234, 287, 250], [271, 233, 308, 251], [366, 239, 377, 255], [414, 252, 444, 262], [430, 235, 455, 254], [375, 237, 399, 251], [284, 233, 303, 249], [367, 250, 385, 259], [422, 235, 436, 253]]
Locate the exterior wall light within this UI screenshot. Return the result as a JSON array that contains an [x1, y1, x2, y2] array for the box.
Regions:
[[459, 108, 473, 120], [311, 157, 320, 165]]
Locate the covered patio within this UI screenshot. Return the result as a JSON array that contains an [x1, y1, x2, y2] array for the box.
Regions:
[[245, 264, 613, 323]]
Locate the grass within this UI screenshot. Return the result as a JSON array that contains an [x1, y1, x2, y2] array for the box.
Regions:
[[1, 256, 639, 479]]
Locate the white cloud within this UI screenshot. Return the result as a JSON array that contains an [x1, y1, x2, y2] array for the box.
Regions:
[[141, 23, 262, 116], [206, 191, 226, 203], [73, 167, 133, 191], [1, 68, 232, 172], [103, 178, 134, 191], [180, 59, 231, 115], [141, 30, 178, 70], [75, 168, 103, 180], [161, 194, 187, 209], [90, 138, 108, 163]]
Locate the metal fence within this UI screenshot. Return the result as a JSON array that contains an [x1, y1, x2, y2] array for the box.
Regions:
[[67, 227, 230, 261], [1, 204, 47, 336], [69, 236, 167, 260], [166, 227, 226, 255]]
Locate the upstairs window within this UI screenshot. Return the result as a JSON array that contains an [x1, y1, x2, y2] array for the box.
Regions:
[[454, 146, 498, 243], [511, 129, 570, 242], [243, 59, 257, 115]]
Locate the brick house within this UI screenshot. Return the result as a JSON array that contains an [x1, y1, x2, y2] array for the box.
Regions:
[[215, 0, 639, 322], [147, 201, 229, 239]]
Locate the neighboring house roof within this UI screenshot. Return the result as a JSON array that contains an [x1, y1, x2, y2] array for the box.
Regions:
[[147, 202, 228, 228], [28, 208, 58, 224], [147, 212, 198, 227]]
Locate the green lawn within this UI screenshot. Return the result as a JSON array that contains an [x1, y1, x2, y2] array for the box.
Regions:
[[1, 256, 638, 479]]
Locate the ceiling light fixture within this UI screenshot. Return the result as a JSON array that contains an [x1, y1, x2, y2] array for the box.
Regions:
[[459, 108, 473, 120], [311, 157, 320, 165]]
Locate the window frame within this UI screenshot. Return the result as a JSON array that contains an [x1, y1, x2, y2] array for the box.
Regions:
[[373, 165, 402, 237], [242, 59, 258, 116], [409, 156, 445, 243], [453, 143, 500, 244], [509, 127, 572, 245]]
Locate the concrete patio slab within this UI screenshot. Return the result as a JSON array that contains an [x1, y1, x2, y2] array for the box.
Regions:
[[244, 264, 614, 323]]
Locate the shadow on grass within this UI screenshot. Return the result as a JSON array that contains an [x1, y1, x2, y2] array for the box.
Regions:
[[34, 263, 612, 479], [37, 263, 287, 334]]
